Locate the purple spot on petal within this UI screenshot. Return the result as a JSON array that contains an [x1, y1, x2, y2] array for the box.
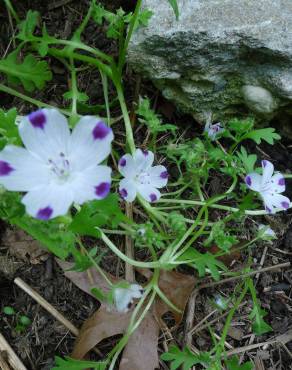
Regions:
[[28, 110, 46, 129], [92, 121, 111, 140], [149, 193, 157, 202], [119, 188, 128, 199], [95, 182, 110, 198], [119, 157, 126, 167], [0, 161, 14, 176], [142, 149, 148, 156], [265, 206, 272, 214], [160, 171, 168, 179], [37, 206, 53, 220], [262, 160, 268, 167], [278, 177, 285, 186], [245, 175, 252, 187], [281, 201, 290, 209]]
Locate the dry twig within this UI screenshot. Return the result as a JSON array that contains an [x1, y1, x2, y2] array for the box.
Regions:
[[0, 333, 27, 370]]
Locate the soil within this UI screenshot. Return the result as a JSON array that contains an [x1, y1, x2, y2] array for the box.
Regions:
[[1, 1, 292, 369]]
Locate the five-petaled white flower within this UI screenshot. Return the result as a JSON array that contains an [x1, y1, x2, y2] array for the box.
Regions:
[[258, 224, 276, 239], [118, 149, 168, 203], [245, 160, 290, 214], [204, 119, 224, 141], [114, 283, 144, 312], [0, 108, 113, 220]]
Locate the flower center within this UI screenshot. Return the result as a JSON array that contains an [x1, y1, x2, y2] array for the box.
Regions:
[[137, 171, 151, 185], [48, 152, 71, 181]]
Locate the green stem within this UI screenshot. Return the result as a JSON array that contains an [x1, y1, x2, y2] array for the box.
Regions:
[[77, 240, 113, 288], [158, 198, 282, 215], [0, 83, 70, 115], [115, 81, 136, 153], [99, 230, 160, 268], [4, 0, 20, 23], [118, 0, 142, 73]]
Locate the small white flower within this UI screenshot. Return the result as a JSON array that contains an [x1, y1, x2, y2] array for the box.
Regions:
[[114, 283, 144, 312], [258, 224, 276, 239], [204, 115, 224, 140], [118, 149, 168, 203], [245, 160, 290, 214], [0, 108, 113, 219]]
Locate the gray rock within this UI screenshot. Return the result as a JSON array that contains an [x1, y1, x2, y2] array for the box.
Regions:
[[128, 0, 292, 125]]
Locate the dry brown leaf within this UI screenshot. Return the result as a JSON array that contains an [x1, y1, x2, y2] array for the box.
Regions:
[[58, 261, 195, 370], [72, 305, 132, 359], [56, 259, 119, 297], [3, 228, 48, 264], [119, 312, 159, 370]]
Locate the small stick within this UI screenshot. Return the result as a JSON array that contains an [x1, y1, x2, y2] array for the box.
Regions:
[[14, 278, 78, 336], [198, 262, 291, 290], [183, 289, 198, 347], [0, 333, 27, 370], [0, 351, 11, 370], [48, 0, 73, 10]]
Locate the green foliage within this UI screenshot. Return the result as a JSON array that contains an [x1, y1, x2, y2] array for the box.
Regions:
[[0, 108, 21, 148], [225, 356, 253, 370], [228, 117, 254, 137], [204, 221, 238, 252], [70, 194, 128, 238], [178, 248, 227, 280], [52, 357, 107, 370], [134, 222, 166, 249], [167, 0, 180, 20], [136, 97, 177, 134], [0, 191, 25, 220], [161, 346, 210, 370], [237, 146, 257, 173], [92, 4, 153, 39], [243, 128, 281, 145], [17, 10, 39, 39], [0, 50, 52, 92], [12, 216, 75, 259], [247, 278, 272, 335], [167, 212, 187, 236], [3, 306, 16, 315]]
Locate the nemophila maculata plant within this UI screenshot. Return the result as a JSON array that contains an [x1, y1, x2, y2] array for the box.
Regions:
[[0, 0, 290, 369]]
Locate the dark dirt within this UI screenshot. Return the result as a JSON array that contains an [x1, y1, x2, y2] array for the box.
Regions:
[[1, 1, 292, 370]]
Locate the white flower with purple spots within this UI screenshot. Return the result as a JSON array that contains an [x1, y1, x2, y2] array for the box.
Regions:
[[118, 149, 168, 203], [204, 121, 224, 140], [258, 224, 276, 239], [114, 283, 144, 312], [0, 108, 113, 220], [245, 160, 290, 214]]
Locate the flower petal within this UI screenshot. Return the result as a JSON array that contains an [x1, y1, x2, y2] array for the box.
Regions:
[[21, 184, 74, 219], [119, 178, 137, 202], [262, 192, 290, 213], [0, 145, 50, 191], [148, 165, 168, 188], [69, 116, 113, 169], [245, 173, 262, 192], [137, 184, 161, 203], [133, 149, 154, 172], [118, 154, 136, 178], [262, 160, 274, 184], [114, 284, 143, 313], [19, 109, 70, 160], [72, 165, 112, 204], [270, 172, 285, 193]]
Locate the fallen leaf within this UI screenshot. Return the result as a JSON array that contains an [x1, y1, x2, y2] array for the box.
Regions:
[[58, 260, 196, 370], [3, 228, 48, 264], [56, 259, 119, 297], [72, 305, 132, 359], [138, 268, 196, 323], [119, 312, 159, 370]]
